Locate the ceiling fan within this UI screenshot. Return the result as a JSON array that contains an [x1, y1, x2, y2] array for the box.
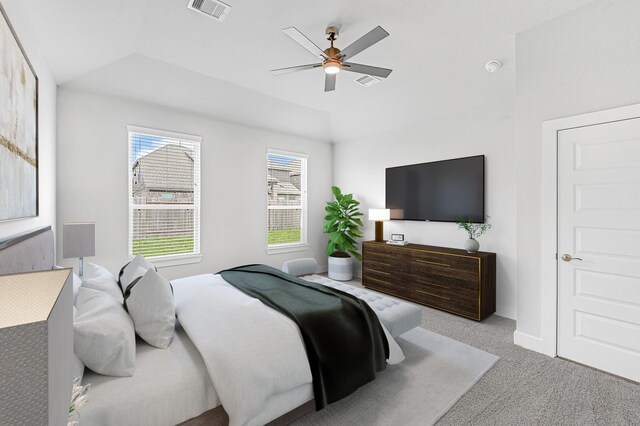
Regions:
[[269, 25, 392, 92]]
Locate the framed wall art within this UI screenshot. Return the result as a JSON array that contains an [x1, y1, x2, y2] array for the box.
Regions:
[[0, 3, 38, 221]]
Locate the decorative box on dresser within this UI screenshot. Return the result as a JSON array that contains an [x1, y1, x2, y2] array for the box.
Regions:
[[362, 241, 496, 321]]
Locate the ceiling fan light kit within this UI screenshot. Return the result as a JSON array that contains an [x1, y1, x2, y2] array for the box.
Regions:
[[323, 59, 342, 74], [270, 25, 393, 92]]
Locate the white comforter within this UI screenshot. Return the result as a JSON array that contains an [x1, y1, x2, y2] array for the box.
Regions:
[[172, 274, 314, 426]]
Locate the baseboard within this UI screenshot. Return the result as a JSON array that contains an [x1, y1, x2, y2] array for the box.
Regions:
[[513, 330, 546, 354]]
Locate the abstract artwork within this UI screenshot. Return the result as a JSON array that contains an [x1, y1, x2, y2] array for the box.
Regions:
[[0, 4, 38, 221]]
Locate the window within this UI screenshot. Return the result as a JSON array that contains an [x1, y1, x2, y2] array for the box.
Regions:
[[128, 126, 201, 265], [267, 149, 308, 252]]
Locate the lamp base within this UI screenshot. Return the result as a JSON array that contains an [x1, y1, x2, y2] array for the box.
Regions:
[[375, 221, 384, 242]]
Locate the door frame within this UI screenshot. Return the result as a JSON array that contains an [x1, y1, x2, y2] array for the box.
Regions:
[[540, 102, 640, 357]]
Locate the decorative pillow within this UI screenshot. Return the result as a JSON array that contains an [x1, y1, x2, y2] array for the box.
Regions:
[[124, 268, 175, 349], [118, 255, 156, 295], [282, 258, 318, 276], [74, 287, 136, 376], [81, 263, 124, 303]]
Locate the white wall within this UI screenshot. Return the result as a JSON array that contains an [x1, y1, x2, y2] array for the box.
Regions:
[[515, 0, 640, 342], [333, 99, 517, 319], [56, 89, 332, 279], [0, 1, 57, 243]]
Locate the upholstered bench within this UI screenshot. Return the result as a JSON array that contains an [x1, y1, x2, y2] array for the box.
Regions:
[[282, 259, 422, 338]]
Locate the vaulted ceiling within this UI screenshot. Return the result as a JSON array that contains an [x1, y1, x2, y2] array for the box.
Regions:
[[25, 0, 596, 142]]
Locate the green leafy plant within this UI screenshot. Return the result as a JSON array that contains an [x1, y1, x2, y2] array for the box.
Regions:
[[456, 215, 492, 239], [323, 186, 364, 260]]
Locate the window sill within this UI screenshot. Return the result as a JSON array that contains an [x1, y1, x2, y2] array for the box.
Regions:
[[267, 243, 309, 255], [148, 253, 203, 268]]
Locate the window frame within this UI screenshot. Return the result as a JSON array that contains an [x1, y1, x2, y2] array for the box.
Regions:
[[127, 125, 202, 267], [266, 148, 309, 254]]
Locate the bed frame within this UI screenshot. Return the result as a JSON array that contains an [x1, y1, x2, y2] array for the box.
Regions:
[[0, 226, 314, 425]]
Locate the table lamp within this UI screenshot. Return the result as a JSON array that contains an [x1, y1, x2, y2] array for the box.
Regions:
[[368, 209, 390, 242], [63, 223, 95, 277]]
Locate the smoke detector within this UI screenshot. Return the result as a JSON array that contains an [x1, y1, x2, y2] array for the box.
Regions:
[[485, 60, 501, 73], [188, 0, 232, 22]]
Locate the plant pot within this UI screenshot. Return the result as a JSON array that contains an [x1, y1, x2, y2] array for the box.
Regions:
[[328, 256, 353, 281], [464, 238, 480, 253]]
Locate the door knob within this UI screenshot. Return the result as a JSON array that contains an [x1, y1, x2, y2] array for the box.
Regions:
[[561, 254, 583, 262]]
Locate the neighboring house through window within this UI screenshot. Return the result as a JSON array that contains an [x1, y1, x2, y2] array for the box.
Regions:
[[128, 126, 201, 265], [267, 149, 308, 253]]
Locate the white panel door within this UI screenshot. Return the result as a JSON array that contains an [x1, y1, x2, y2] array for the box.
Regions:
[[557, 117, 640, 382]]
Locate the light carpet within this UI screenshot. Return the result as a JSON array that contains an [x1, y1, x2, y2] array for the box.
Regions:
[[294, 327, 499, 426]]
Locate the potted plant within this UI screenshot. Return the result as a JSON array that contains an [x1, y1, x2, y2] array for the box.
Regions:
[[323, 186, 364, 281], [456, 215, 492, 253]]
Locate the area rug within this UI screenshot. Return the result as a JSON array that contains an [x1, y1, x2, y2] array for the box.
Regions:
[[293, 327, 499, 426]]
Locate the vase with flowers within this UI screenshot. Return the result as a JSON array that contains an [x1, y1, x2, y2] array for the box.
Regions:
[[456, 216, 491, 253]]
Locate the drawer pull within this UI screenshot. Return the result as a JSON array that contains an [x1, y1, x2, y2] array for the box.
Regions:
[[367, 260, 391, 267], [416, 279, 449, 289], [366, 276, 392, 286], [366, 269, 390, 276], [415, 259, 450, 267], [415, 288, 450, 300]]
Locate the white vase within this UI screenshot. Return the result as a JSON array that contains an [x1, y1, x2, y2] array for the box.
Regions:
[[328, 256, 353, 281], [464, 238, 480, 253]]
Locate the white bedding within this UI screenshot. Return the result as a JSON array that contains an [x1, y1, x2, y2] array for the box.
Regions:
[[81, 324, 219, 426], [172, 274, 314, 426]]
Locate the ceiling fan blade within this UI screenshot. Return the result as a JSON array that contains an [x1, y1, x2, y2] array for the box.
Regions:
[[324, 73, 336, 92], [337, 26, 389, 60], [343, 62, 393, 78], [270, 63, 322, 75], [282, 27, 328, 60]]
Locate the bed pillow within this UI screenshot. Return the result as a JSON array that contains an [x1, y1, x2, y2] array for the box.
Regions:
[[54, 266, 82, 305], [74, 287, 136, 376], [71, 306, 85, 382], [118, 255, 156, 294], [72, 273, 82, 304], [124, 268, 175, 349], [81, 263, 124, 303]]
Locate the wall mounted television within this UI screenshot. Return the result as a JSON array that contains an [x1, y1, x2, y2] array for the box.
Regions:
[[385, 155, 485, 223]]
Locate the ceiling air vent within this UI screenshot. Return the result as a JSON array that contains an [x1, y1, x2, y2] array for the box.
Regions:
[[188, 0, 231, 22], [354, 75, 381, 88]]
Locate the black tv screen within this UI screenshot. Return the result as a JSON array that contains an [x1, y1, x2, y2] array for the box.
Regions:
[[385, 155, 485, 223]]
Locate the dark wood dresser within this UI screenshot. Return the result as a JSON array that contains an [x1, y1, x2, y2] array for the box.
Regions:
[[362, 241, 496, 321]]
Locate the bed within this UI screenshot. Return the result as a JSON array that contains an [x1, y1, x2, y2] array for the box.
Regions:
[[0, 226, 401, 426]]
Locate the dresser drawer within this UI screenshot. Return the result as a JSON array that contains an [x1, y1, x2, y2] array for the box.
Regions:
[[363, 274, 411, 299], [410, 271, 479, 292], [444, 254, 480, 273], [412, 287, 478, 317], [363, 244, 410, 271], [412, 277, 478, 303], [412, 252, 478, 281]]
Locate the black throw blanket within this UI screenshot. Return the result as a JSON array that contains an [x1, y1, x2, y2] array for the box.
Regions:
[[219, 264, 389, 410]]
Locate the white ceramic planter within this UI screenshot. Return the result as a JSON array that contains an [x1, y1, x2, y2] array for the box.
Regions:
[[328, 256, 353, 281]]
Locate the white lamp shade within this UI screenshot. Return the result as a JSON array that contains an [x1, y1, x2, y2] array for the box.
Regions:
[[369, 208, 391, 221], [63, 223, 96, 258]]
